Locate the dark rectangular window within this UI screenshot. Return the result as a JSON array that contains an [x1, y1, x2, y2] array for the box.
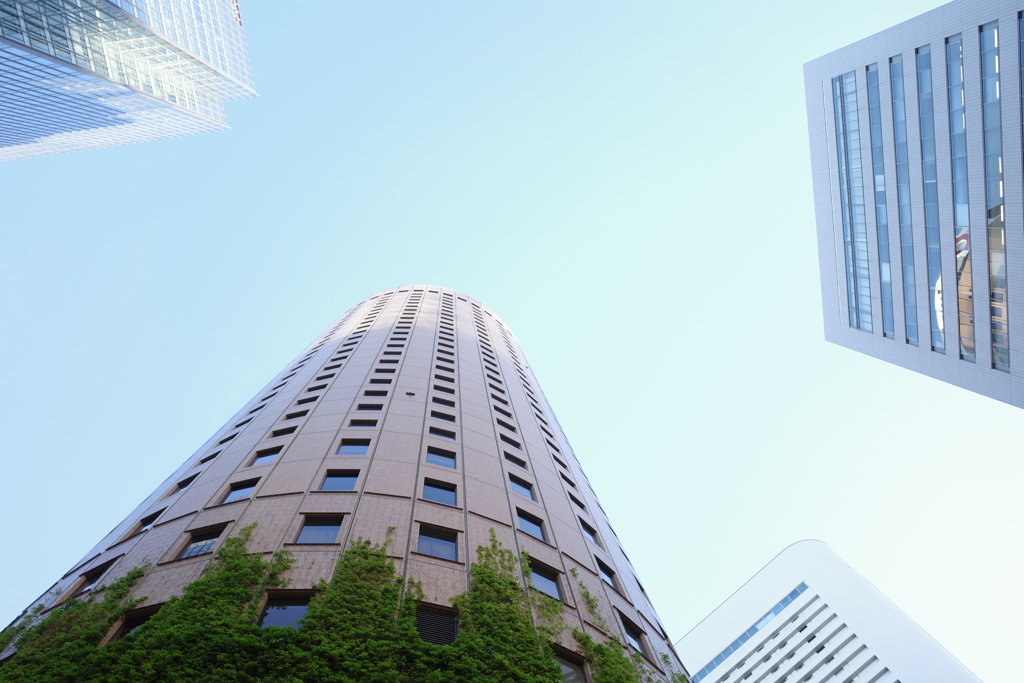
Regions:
[[423, 479, 457, 506], [597, 560, 617, 589], [296, 517, 343, 544], [530, 561, 562, 601], [416, 605, 459, 645], [493, 405, 513, 418], [364, 390, 388, 396], [491, 393, 508, 405], [259, 595, 311, 629], [431, 410, 456, 422], [418, 526, 458, 561], [568, 493, 586, 510], [621, 617, 647, 656], [222, 479, 258, 504], [337, 438, 371, 455], [172, 474, 197, 493], [560, 474, 577, 489], [349, 419, 378, 428], [496, 418, 516, 433], [178, 527, 224, 559], [434, 374, 455, 383], [358, 404, 383, 411], [379, 359, 399, 364], [429, 426, 456, 440], [509, 475, 535, 500], [434, 384, 455, 394], [307, 384, 327, 392], [489, 384, 505, 394], [248, 405, 266, 414], [250, 446, 283, 467], [504, 452, 527, 469], [432, 396, 455, 407], [580, 519, 600, 546], [517, 510, 546, 541], [323, 363, 341, 370], [284, 410, 309, 420], [129, 509, 163, 537], [321, 470, 359, 491], [316, 373, 335, 380], [375, 369, 396, 374], [435, 364, 455, 373], [271, 426, 297, 437], [218, 433, 237, 445], [369, 378, 393, 384], [233, 417, 252, 429], [296, 396, 319, 405], [500, 434, 521, 449], [426, 446, 456, 468]]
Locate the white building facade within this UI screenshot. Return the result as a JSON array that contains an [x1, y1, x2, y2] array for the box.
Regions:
[[675, 541, 980, 683], [805, 0, 1024, 408]]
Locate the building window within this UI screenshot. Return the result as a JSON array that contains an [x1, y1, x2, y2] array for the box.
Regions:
[[620, 616, 647, 657], [579, 519, 600, 546], [423, 479, 457, 506], [349, 419, 378, 428], [418, 526, 458, 561], [832, 70, 873, 332], [358, 404, 383, 411], [529, 561, 562, 601], [889, 54, 919, 344], [517, 510, 546, 542], [508, 475, 535, 500], [129, 510, 163, 538], [985, 19, 1009, 370], [284, 410, 309, 420], [259, 594, 312, 629], [178, 527, 225, 559], [221, 479, 258, 504], [504, 453, 527, 469], [296, 517, 344, 544], [426, 446, 457, 468], [865, 63, 895, 338], [321, 470, 359, 491], [250, 446, 282, 467], [431, 410, 456, 422], [557, 656, 587, 683], [916, 45, 946, 350], [337, 439, 370, 455], [70, 560, 115, 598], [416, 604, 459, 645], [171, 474, 198, 495], [429, 426, 456, 440], [597, 560, 617, 589]]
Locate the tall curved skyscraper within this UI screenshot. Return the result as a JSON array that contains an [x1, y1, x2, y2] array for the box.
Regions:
[[4, 286, 685, 680]]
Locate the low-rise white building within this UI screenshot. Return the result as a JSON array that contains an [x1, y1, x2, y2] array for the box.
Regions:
[[675, 541, 980, 683]]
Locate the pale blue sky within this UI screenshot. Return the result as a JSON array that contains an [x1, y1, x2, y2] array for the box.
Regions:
[[0, 1, 1018, 681]]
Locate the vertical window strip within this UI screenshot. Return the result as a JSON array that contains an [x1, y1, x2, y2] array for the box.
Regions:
[[985, 21, 1009, 369], [917, 47, 946, 350], [891, 56, 920, 343], [947, 35, 976, 360], [867, 64, 895, 337], [833, 71, 873, 332]]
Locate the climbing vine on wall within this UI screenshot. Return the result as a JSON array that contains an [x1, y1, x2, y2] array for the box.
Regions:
[[0, 526, 685, 683]]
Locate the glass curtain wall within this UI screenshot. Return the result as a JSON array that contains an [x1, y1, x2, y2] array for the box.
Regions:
[[833, 72, 873, 332], [946, 34, 976, 360], [917, 47, 946, 350], [867, 64, 895, 337], [984, 21, 1009, 369], [891, 56, 920, 344]]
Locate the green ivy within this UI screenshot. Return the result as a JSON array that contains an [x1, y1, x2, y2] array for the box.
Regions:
[[0, 526, 683, 683], [0, 566, 145, 683]]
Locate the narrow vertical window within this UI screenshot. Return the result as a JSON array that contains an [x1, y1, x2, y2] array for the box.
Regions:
[[832, 71, 874, 331], [867, 64, 895, 337], [947, 34, 976, 360], [917, 46, 946, 351], [891, 56, 920, 344], [984, 20, 1009, 370]]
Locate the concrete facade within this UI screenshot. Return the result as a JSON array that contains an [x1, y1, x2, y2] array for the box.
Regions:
[[676, 541, 980, 683], [805, 0, 1024, 408], [3, 286, 685, 680]]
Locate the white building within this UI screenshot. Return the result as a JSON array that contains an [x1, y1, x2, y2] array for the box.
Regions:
[[675, 541, 980, 683]]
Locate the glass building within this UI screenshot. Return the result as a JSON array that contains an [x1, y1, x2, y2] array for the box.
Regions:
[[805, 0, 1024, 407], [676, 541, 981, 683], [0, 0, 255, 161]]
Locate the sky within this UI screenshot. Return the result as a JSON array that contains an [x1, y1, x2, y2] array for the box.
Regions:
[[0, 1, 1019, 681]]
